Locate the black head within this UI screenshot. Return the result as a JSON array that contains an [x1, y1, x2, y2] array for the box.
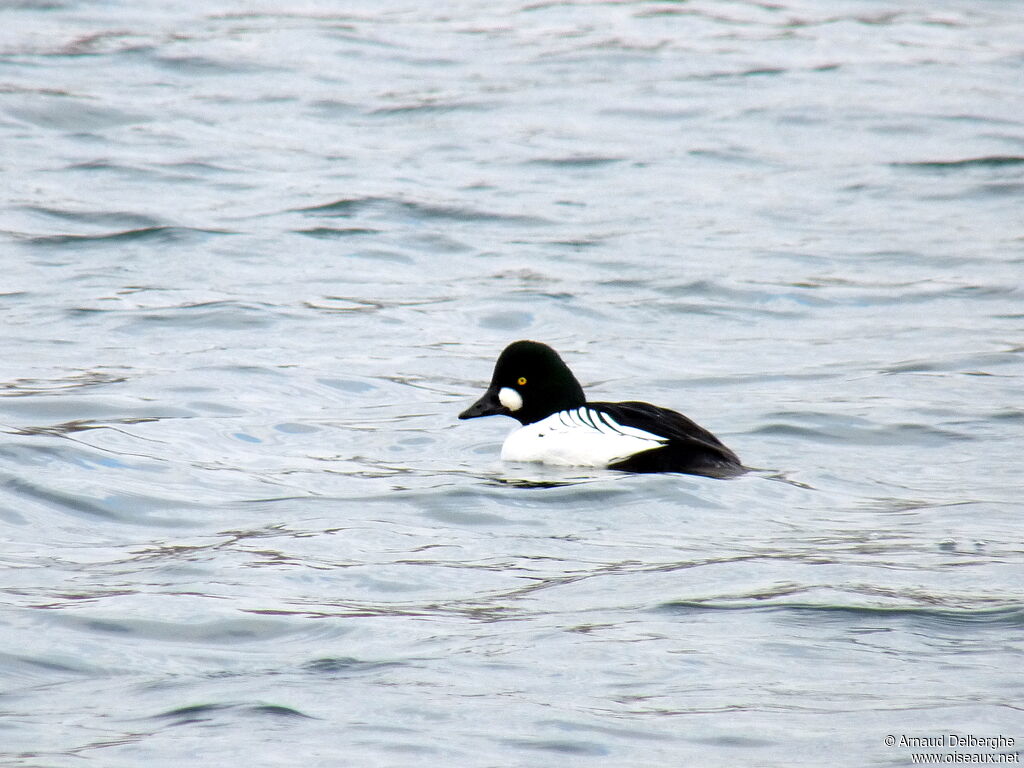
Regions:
[[459, 340, 586, 426]]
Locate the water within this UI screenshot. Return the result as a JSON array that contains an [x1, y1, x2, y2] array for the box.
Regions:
[[2, 1, 1022, 765]]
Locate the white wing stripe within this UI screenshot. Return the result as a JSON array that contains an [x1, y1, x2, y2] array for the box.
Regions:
[[548, 408, 667, 443], [580, 407, 600, 431], [573, 408, 591, 430], [597, 411, 668, 444], [502, 409, 668, 466], [597, 410, 623, 435]]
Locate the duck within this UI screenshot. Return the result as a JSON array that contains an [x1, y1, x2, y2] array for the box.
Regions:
[[459, 340, 743, 477]]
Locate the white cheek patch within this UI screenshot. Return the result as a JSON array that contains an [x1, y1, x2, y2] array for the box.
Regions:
[[498, 386, 523, 412]]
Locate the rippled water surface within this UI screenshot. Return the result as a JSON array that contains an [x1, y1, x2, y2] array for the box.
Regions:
[[2, 1, 1023, 765]]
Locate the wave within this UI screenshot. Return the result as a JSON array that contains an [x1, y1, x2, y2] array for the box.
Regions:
[[660, 601, 1024, 629], [893, 156, 1024, 171], [25, 226, 230, 247], [295, 196, 550, 226]]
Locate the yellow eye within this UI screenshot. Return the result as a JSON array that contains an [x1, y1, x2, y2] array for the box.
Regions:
[[517, 376, 527, 386]]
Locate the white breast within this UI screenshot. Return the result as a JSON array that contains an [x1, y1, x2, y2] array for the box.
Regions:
[[500, 407, 667, 467]]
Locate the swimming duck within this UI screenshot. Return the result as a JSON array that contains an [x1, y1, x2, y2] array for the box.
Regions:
[[459, 340, 743, 477]]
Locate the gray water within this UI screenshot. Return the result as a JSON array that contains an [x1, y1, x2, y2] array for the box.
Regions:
[[2, 1, 1023, 766]]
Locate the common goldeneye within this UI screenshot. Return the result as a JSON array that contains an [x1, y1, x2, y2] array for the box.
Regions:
[[459, 340, 743, 477]]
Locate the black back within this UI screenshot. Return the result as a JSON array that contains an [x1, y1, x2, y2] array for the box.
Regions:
[[589, 401, 743, 477]]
